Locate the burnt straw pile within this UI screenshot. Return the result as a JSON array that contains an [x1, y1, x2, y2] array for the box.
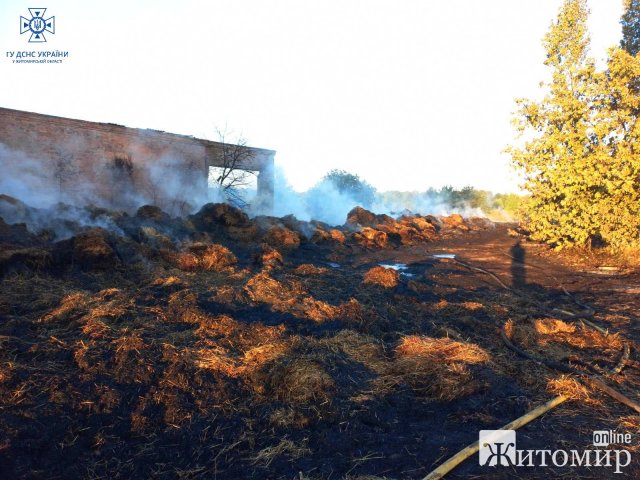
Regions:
[[1, 195, 637, 479]]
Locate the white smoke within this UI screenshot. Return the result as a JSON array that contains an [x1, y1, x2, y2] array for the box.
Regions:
[[0, 143, 65, 208], [0, 139, 510, 238]]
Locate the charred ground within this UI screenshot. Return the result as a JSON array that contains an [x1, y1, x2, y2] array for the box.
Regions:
[[0, 197, 638, 479]]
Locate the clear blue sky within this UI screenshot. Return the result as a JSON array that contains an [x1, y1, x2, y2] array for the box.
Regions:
[[0, 1, 624, 193]]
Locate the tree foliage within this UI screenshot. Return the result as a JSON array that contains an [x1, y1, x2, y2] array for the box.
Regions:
[[319, 169, 377, 207], [507, 0, 640, 250], [381, 187, 523, 218], [621, 0, 640, 56]]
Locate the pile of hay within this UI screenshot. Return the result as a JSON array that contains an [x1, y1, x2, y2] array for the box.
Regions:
[[385, 336, 490, 401], [346, 206, 394, 227], [262, 226, 301, 250], [311, 228, 346, 244], [244, 271, 338, 322], [176, 243, 237, 272], [363, 266, 399, 288], [352, 228, 388, 249], [294, 264, 328, 275], [252, 357, 335, 405], [440, 214, 469, 231], [547, 375, 593, 402], [65, 228, 120, 270], [513, 317, 623, 353], [253, 243, 283, 270]]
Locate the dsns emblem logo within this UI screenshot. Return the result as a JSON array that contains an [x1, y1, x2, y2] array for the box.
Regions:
[[20, 8, 55, 43]]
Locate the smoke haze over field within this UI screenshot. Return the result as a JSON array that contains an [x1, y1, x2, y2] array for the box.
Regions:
[[0, 141, 518, 238]]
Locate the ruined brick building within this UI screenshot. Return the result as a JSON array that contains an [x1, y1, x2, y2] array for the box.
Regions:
[[0, 107, 275, 212]]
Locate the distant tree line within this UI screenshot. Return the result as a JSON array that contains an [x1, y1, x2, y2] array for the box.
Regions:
[[315, 170, 524, 219]]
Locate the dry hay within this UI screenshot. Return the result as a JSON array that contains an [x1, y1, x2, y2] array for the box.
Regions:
[[194, 335, 290, 378], [192, 313, 237, 338], [191, 202, 251, 229], [73, 330, 155, 385], [225, 223, 260, 242], [192, 344, 241, 377], [352, 228, 388, 249], [406, 216, 437, 235], [150, 276, 185, 288], [40, 292, 90, 323], [262, 226, 301, 250], [513, 317, 623, 353], [210, 284, 246, 306], [174, 311, 292, 379], [268, 407, 311, 428], [343, 207, 437, 247], [428, 299, 485, 315], [466, 216, 494, 230], [395, 336, 490, 364], [193, 312, 285, 345], [294, 264, 328, 276], [176, 243, 237, 272], [618, 415, 640, 432], [546, 375, 595, 402], [440, 214, 469, 231], [244, 271, 338, 322], [135, 204, 168, 221], [242, 341, 291, 370], [0, 362, 13, 384], [376, 220, 435, 246], [346, 206, 393, 227], [334, 298, 368, 325], [310, 228, 346, 244], [68, 228, 120, 269], [0, 247, 51, 275], [363, 266, 399, 288], [74, 384, 122, 415], [534, 318, 576, 335], [252, 438, 311, 467], [254, 243, 283, 269], [299, 297, 338, 322], [503, 318, 537, 347], [111, 331, 155, 384], [251, 357, 336, 405], [381, 336, 490, 401], [504, 318, 546, 351], [245, 271, 300, 306], [327, 229, 346, 243], [166, 289, 201, 324], [319, 330, 388, 375], [560, 328, 624, 351], [81, 317, 112, 338], [138, 226, 174, 249], [547, 375, 605, 408], [617, 416, 640, 453], [83, 294, 129, 323]]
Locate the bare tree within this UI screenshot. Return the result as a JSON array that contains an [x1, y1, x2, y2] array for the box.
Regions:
[[210, 127, 257, 209]]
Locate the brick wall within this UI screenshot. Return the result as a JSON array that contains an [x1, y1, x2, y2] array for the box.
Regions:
[[0, 107, 275, 212]]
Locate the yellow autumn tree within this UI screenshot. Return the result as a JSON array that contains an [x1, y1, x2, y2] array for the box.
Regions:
[[508, 0, 640, 250], [592, 47, 640, 250]]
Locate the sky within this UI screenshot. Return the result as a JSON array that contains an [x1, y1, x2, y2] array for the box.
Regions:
[[0, 0, 625, 194]]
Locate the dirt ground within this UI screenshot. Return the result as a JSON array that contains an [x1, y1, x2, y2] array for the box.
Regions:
[[0, 200, 639, 479]]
